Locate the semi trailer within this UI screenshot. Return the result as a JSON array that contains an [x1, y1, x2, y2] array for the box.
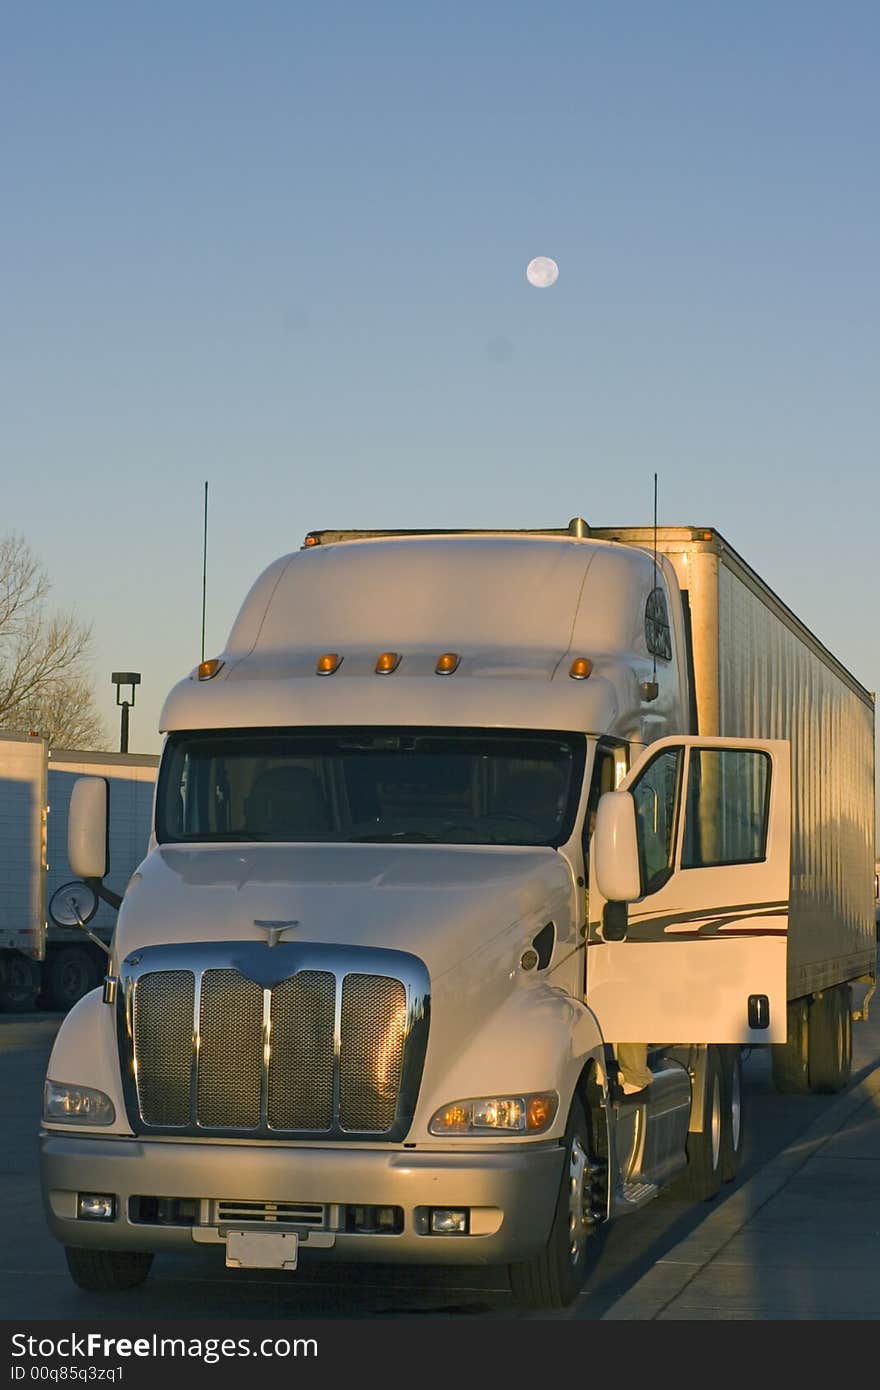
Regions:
[[40, 520, 876, 1307], [0, 733, 158, 1011]]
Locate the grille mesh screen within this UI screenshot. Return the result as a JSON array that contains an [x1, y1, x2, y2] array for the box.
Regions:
[[268, 971, 336, 1130], [340, 975, 407, 1131], [134, 971, 194, 1126], [197, 970, 263, 1128]]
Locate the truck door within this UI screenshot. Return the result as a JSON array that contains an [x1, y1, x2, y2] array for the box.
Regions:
[[585, 736, 790, 1044]]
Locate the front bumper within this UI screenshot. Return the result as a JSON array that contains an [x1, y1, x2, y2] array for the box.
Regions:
[[40, 1132, 564, 1266]]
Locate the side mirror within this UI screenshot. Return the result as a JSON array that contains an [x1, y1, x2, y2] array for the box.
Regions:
[[68, 777, 109, 880], [48, 880, 99, 929], [593, 790, 641, 905], [48, 880, 111, 958]]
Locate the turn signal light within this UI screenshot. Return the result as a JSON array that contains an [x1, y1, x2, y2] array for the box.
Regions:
[[526, 1095, 556, 1129], [569, 657, 593, 680], [375, 652, 401, 674], [316, 653, 342, 675], [197, 658, 224, 681], [435, 652, 460, 675]]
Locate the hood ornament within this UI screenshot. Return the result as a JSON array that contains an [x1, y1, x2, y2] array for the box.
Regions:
[[254, 919, 299, 948]]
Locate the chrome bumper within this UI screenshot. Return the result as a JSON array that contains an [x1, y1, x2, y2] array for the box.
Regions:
[[41, 1133, 563, 1265]]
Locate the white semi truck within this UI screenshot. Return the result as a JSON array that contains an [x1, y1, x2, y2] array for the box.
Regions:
[[40, 521, 876, 1307], [0, 733, 158, 1011]]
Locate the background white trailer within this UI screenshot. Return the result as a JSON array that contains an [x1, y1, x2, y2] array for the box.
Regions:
[[0, 734, 47, 993], [0, 735, 158, 1011]]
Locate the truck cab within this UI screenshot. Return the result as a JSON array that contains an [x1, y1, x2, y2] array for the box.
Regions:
[[40, 523, 851, 1308]]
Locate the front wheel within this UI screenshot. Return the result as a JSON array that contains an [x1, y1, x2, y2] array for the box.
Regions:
[[64, 1247, 153, 1292], [508, 1096, 606, 1309]]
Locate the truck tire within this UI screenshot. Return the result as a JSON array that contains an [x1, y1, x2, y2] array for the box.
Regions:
[[508, 1096, 606, 1309], [808, 985, 852, 1094], [0, 954, 41, 1012], [64, 1247, 153, 1292], [771, 998, 810, 1095], [720, 1046, 745, 1183], [670, 1044, 723, 1201], [45, 946, 102, 1013]]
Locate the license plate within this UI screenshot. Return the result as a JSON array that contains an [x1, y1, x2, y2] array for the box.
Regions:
[[225, 1229, 299, 1270]]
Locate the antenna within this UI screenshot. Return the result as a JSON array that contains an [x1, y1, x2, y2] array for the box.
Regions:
[[201, 481, 209, 662], [652, 471, 658, 681]]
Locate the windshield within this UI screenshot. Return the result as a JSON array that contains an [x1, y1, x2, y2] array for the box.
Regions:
[[157, 727, 585, 847]]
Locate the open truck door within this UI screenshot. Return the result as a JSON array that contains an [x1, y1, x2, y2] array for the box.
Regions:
[[586, 736, 790, 1044]]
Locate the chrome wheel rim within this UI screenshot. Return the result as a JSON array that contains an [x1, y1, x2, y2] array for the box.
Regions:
[[710, 1075, 722, 1170], [729, 1062, 742, 1154], [567, 1133, 590, 1265]]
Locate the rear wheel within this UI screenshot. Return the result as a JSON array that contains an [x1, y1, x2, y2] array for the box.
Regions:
[[720, 1046, 745, 1183], [64, 1247, 153, 1292], [671, 1044, 723, 1201], [771, 998, 811, 1094], [508, 1096, 606, 1309], [808, 985, 852, 1093], [45, 946, 102, 1012], [0, 954, 41, 1012]]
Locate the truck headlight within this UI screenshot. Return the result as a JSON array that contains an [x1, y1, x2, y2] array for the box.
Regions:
[[43, 1080, 116, 1126], [429, 1092, 558, 1136]]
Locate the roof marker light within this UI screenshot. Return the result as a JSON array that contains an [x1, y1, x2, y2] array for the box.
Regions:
[[316, 653, 342, 675], [304, 534, 319, 547], [435, 652, 460, 675], [569, 657, 593, 680], [375, 652, 401, 674], [197, 658, 224, 681]]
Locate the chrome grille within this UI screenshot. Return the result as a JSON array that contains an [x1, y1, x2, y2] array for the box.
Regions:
[[122, 942, 430, 1141], [216, 1200, 326, 1227], [267, 972, 335, 1130], [340, 975, 406, 1131], [198, 970, 263, 1129], [134, 971, 194, 1126]]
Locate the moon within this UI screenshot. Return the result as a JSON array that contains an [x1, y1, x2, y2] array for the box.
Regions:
[[526, 256, 559, 288]]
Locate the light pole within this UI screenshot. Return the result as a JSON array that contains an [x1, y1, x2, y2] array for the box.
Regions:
[[111, 672, 141, 753]]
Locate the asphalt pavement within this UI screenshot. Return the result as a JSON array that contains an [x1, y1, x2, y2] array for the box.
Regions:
[[601, 1058, 880, 1320], [4, 1009, 880, 1322]]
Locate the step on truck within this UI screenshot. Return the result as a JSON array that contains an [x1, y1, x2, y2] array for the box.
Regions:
[[40, 520, 876, 1307], [0, 735, 158, 1012]]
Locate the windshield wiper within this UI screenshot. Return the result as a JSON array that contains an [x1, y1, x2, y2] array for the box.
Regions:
[[348, 831, 439, 843], [160, 831, 279, 843]]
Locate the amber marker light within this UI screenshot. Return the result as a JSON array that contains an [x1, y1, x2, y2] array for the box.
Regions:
[[569, 657, 593, 680], [197, 658, 224, 681], [435, 652, 460, 675], [527, 1094, 558, 1131], [316, 653, 342, 675], [303, 534, 319, 547], [375, 652, 401, 674]]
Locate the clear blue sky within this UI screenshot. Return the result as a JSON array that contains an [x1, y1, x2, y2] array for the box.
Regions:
[[3, 3, 878, 840]]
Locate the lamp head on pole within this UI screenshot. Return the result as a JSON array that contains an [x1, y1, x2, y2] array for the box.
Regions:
[[111, 672, 141, 706], [111, 672, 141, 753]]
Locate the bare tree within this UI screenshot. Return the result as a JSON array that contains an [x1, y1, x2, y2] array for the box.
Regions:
[[0, 534, 109, 749]]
